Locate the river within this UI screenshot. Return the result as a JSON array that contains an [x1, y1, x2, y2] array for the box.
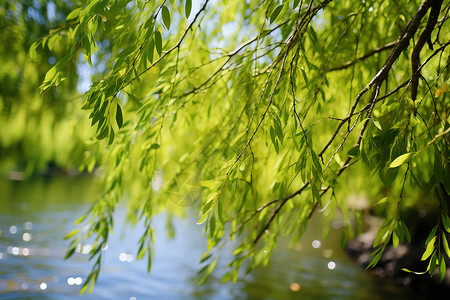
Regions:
[[0, 176, 428, 299]]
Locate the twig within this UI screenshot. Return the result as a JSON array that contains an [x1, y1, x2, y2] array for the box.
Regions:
[[328, 41, 396, 72]]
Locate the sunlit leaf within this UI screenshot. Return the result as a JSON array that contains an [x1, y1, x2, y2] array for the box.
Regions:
[[389, 152, 415, 168], [421, 236, 436, 261], [270, 5, 283, 24]]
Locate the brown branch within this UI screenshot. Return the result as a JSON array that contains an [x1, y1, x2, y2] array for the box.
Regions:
[[328, 41, 396, 72], [370, 0, 435, 87], [411, 0, 443, 101], [253, 182, 310, 244]]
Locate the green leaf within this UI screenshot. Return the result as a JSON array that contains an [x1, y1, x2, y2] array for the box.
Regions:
[[137, 243, 147, 260], [217, 200, 225, 224], [401, 268, 427, 275], [150, 143, 160, 150], [66, 7, 82, 20], [443, 234, 450, 257], [209, 213, 215, 239], [64, 229, 80, 240], [425, 226, 438, 245], [147, 39, 155, 64], [116, 104, 123, 129], [75, 214, 86, 224], [161, 5, 171, 30], [270, 5, 283, 24], [200, 252, 212, 263], [301, 68, 308, 85], [428, 252, 437, 275], [29, 41, 39, 60], [439, 255, 446, 281], [155, 30, 162, 56], [399, 220, 411, 244], [147, 252, 152, 273], [392, 232, 399, 248], [347, 146, 360, 158], [389, 152, 415, 168], [421, 236, 436, 261], [372, 118, 382, 131], [197, 213, 209, 225], [185, 0, 192, 18], [43, 66, 57, 83], [442, 214, 450, 233], [64, 246, 77, 259], [340, 231, 346, 248], [108, 128, 115, 145]]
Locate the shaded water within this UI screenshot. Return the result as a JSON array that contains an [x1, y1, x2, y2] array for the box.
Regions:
[[0, 176, 427, 299]]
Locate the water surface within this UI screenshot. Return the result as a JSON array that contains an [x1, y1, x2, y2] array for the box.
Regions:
[[0, 176, 426, 299]]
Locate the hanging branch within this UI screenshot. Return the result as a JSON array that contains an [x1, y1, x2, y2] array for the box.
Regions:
[[411, 0, 443, 101]]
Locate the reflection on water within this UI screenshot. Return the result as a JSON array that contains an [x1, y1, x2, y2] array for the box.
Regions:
[[0, 176, 427, 299]]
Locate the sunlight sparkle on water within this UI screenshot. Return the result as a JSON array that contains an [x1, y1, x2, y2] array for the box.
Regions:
[[24, 222, 33, 230], [119, 253, 133, 262], [23, 232, 32, 241], [81, 244, 92, 254], [11, 247, 19, 255], [312, 240, 321, 249], [68, 277, 83, 285], [289, 282, 301, 292], [22, 248, 29, 256], [9, 226, 17, 234]]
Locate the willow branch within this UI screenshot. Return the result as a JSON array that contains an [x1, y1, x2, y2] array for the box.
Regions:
[[411, 0, 443, 101], [328, 41, 396, 72], [253, 0, 441, 244]]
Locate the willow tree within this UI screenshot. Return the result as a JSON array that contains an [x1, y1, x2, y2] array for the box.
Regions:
[[0, 1, 98, 175], [36, 0, 449, 291]]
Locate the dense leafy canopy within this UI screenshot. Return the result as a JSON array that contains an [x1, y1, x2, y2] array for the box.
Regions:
[[7, 0, 450, 291]]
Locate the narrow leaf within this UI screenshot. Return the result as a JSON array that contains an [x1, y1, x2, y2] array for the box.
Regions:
[[147, 39, 154, 64], [197, 213, 209, 225], [421, 236, 436, 261], [372, 118, 382, 131], [64, 229, 80, 240], [185, 0, 192, 18], [443, 233, 450, 257], [439, 255, 446, 281], [389, 152, 415, 168], [161, 5, 171, 30], [116, 104, 123, 129], [270, 5, 283, 24], [155, 30, 162, 56], [66, 7, 82, 20]]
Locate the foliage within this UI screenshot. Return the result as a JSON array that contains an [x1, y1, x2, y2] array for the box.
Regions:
[[34, 0, 450, 291], [0, 0, 100, 175]]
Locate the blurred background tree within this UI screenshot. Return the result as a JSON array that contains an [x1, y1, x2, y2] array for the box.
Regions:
[[0, 0, 98, 176]]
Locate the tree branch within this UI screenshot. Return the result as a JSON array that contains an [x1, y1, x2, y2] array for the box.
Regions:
[[411, 0, 443, 101], [253, 0, 442, 244], [328, 41, 396, 72]]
